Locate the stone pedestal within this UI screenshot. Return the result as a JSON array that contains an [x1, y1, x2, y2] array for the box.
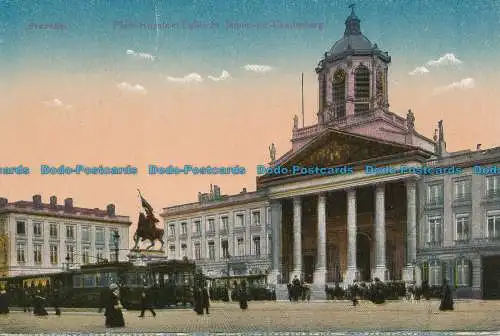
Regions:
[[372, 266, 388, 282], [402, 266, 415, 282], [268, 269, 280, 285], [313, 268, 327, 286], [128, 250, 169, 266]]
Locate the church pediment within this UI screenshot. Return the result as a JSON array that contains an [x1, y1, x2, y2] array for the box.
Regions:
[[282, 129, 418, 170]]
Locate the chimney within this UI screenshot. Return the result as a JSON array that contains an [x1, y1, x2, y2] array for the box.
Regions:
[[33, 195, 42, 208], [49, 196, 57, 208], [64, 198, 73, 211], [477, 144, 482, 151], [0, 198, 7, 208], [107, 204, 115, 217]]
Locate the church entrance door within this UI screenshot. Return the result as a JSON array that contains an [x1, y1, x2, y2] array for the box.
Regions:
[[356, 233, 371, 281]]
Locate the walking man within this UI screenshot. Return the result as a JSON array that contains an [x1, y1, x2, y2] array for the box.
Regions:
[[138, 284, 156, 318]]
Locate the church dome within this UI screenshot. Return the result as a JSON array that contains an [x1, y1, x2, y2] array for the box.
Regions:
[[329, 5, 376, 56]]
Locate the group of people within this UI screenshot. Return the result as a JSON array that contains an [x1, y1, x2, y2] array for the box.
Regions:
[[287, 276, 311, 302], [193, 279, 249, 315], [349, 278, 386, 306], [0, 284, 62, 316]]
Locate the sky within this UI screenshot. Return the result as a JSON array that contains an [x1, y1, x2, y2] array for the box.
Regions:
[[1, 0, 500, 244]]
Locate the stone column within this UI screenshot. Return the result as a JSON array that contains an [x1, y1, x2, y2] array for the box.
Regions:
[[314, 193, 327, 285], [291, 196, 302, 280], [269, 201, 282, 284], [403, 178, 417, 282], [344, 188, 357, 284], [373, 183, 387, 281]]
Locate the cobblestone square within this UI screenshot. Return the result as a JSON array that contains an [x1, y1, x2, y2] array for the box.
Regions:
[[1, 300, 500, 333]]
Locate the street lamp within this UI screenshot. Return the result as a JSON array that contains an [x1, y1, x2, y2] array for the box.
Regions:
[[113, 230, 120, 262], [65, 253, 71, 271]]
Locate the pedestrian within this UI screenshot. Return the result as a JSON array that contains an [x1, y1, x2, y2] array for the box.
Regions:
[[439, 279, 454, 311], [371, 278, 386, 304], [287, 283, 292, 302], [351, 280, 359, 306], [193, 287, 203, 315], [33, 290, 48, 316], [138, 284, 156, 318], [202, 286, 210, 314], [51, 284, 61, 315], [104, 283, 125, 328], [0, 287, 9, 314], [292, 276, 300, 302], [238, 280, 248, 310], [22, 285, 31, 312]]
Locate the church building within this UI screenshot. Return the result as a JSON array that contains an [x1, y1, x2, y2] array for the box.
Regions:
[[161, 7, 500, 299]]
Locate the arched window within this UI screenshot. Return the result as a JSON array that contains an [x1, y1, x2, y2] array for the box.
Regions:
[[332, 69, 346, 118], [454, 257, 472, 287], [376, 70, 384, 100], [354, 65, 370, 114]]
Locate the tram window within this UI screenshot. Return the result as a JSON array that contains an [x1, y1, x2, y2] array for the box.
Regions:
[[73, 275, 83, 288], [83, 274, 95, 287]]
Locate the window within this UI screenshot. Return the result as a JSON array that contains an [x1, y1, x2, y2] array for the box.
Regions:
[[16, 221, 26, 235], [428, 261, 441, 286], [332, 69, 346, 118], [95, 227, 105, 244], [268, 235, 272, 255], [266, 207, 271, 225], [82, 246, 90, 264], [194, 242, 201, 260], [193, 220, 201, 234], [33, 244, 42, 264], [208, 241, 215, 260], [253, 236, 261, 256], [181, 244, 187, 258], [455, 259, 471, 287], [221, 240, 229, 258], [66, 245, 75, 263], [237, 238, 244, 256], [33, 222, 42, 236], [428, 184, 443, 205], [454, 180, 471, 200], [109, 229, 119, 247], [221, 217, 229, 232], [252, 212, 260, 226], [81, 226, 90, 242], [181, 222, 187, 235], [235, 214, 244, 227], [96, 247, 104, 262], [207, 219, 215, 233], [50, 245, 58, 264], [66, 225, 75, 240], [169, 224, 175, 236], [169, 245, 176, 259], [376, 70, 385, 101], [16, 242, 25, 263], [354, 65, 370, 114], [49, 223, 58, 238], [486, 176, 500, 197], [487, 212, 500, 239], [428, 216, 442, 245], [455, 214, 470, 241]]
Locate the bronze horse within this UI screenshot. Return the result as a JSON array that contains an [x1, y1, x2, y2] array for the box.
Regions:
[[132, 213, 165, 250]]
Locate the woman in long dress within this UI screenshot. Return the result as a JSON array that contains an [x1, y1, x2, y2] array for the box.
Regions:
[[0, 287, 9, 314], [104, 284, 125, 328], [33, 290, 49, 316], [439, 279, 454, 311]]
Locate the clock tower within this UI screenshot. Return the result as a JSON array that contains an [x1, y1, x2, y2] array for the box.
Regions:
[[316, 4, 391, 124]]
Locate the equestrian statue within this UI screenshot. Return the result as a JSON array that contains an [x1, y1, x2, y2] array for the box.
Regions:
[[132, 189, 165, 250]]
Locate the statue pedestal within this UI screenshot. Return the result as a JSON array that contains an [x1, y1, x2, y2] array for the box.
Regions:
[[128, 249, 168, 266]]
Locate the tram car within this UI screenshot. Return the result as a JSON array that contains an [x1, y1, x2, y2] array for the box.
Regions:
[[0, 260, 197, 309]]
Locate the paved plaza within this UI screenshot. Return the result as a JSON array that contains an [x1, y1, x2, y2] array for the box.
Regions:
[[1, 300, 500, 333]]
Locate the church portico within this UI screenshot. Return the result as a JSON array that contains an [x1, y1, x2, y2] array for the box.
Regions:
[[270, 178, 416, 286]]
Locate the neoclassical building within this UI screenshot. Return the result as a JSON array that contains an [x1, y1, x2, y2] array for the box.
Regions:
[[162, 7, 500, 299], [0, 195, 131, 277]]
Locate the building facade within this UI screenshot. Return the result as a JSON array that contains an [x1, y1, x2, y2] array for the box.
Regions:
[[0, 195, 131, 277], [161, 7, 500, 299]]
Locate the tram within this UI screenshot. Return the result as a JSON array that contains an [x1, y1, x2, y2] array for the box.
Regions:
[[0, 259, 197, 309]]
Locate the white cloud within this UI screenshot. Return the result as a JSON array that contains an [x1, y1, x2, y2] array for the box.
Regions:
[[409, 66, 429, 76], [243, 64, 273, 73], [126, 49, 157, 61], [433, 77, 475, 94], [167, 73, 204, 83], [117, 82, 147, 94], [427, 53, 462, 66], [208, 70, 231, 81], [43, 98, 73, 110]]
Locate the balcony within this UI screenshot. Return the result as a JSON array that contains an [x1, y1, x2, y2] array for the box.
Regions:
[[167, 235, 176, 242], [191, 231, 201, 238], [484, 190, 500, 202], [219, 229, 228, 236], [453, 239, 470, 246], [424, 240, 442, 248], [206, 230, 216, 237], [452, 196, 472, 207], [425, 199, 443, 209]]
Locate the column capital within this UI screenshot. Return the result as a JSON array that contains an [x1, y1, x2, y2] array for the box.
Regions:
[[293, 196, 301, 205], [317, 192, 328, 199], [405, 177, 419, 188], [346, 187, 356, 196]]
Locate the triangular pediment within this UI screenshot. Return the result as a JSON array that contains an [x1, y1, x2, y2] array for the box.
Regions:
[[282, 128, 419, 169]]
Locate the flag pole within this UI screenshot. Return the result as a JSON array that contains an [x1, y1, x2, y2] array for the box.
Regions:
[[301, 72, 305, 128]]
